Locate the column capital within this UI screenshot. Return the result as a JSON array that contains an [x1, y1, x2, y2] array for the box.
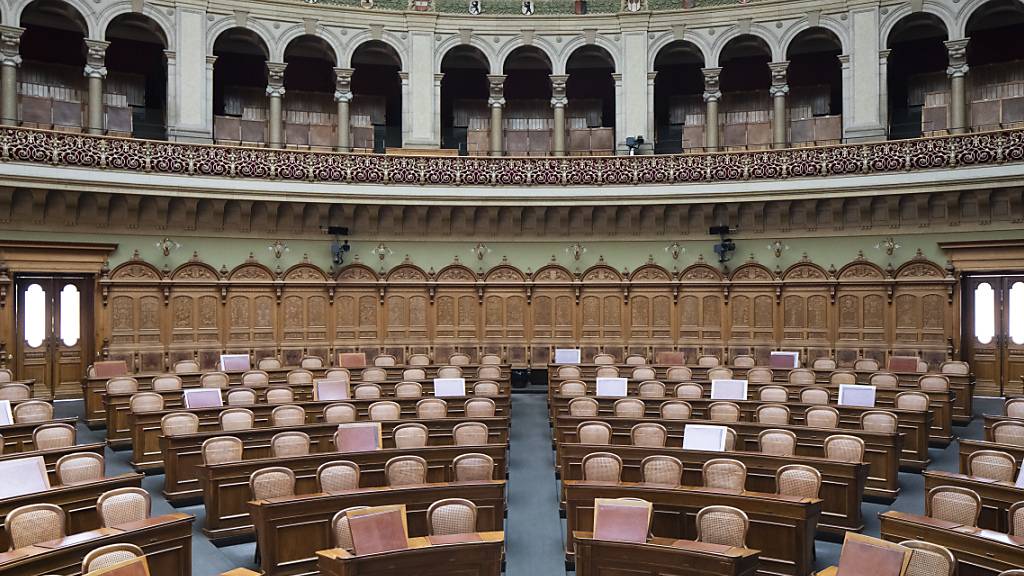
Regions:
[[702, 67, 722, 103], [878, 49, 892, 63], [487, 74, 506, 108], [334, 67, 354, 102], [83, 39, 110, 79], [549, 74, 568, 108], [0, 26, 24, 67], [837, 54, 851, 68], [266, 61, 287, 97], [945, 38, 970, 78], [768, 61, 789, 97]]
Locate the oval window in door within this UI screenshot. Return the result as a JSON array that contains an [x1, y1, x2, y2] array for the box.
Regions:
[[1010, 282, 1024, 346], [60, 284, 80, 347], [24, 283, 46, 348], [974, 282, 995, 345]]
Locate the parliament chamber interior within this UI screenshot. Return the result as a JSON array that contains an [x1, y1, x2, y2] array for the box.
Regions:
[[1, 0, 1024, 575]]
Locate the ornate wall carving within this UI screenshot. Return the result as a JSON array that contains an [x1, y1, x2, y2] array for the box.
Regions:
[[99, 250, 957, 369]]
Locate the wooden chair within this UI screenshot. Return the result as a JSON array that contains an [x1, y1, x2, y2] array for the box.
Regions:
[[465, 397, 496, 417], [0, 383, 31, 401], [746, 367, 773, 384], [402, 369, 427, 382], [993, 420, 1024, 446], [174, 359, 200, 373], [732, 355, 756, 368], [368, 401, 400, 421], [899, 540, 956, 576], [696, 506, 748, 547], [34, 423, 76, 450], [703, 458, 746, 491], [595, 366, 620, 378], [926, 486, 982, 527], [258, 357, 282, 370], [437, 366, 462, 378], [300, 356, 324, 369], [630, 422, 667, 447], [1006, 398, 1024, 418], [674, 383, 703, 399], [853, 358, 880, 371], [641, 455, 683, 487], [707, 367, 733, 381], [353, 383, 382, 399], [449, 353, 472, 366], [427, 499, 477, 536], [270, 404, 305, 427], [6, 503, 65, 549], [788, 369, 817, 386], [453, 453, 494, 481], [331, 506, 370, 551], [1010, 501, 1024, 536], [271, 431, 311, 457], [940, 361, 970, 375], [373, 354, 397, 367], [568, 397, 599, 417], [393, 423, 429, 448], [416, 398, 447, 419], [812, 358, 837, 370], [161, 412, 199, 436], [406, 354, 431, 366], [226, 387, 257, 406], [582, 452, 622, 482], [477, 365, 501, 380], [557, 365, 582, 379], [624, 354, 647, 366], [96, 487, 151, 526], [361, 367, 388, 382], [967, 450, 1016, 482], [577, 421, 612, 444], [896, 391, 930, 411], [758, 429, 797, 457], [919, 374, 950, 392], [799, 387, 830, 405], [385, 455, 427, 486], [323, 403, 357, 423], [105, 377, 138, 395], [14, 400, 52, 423], [593, 353, 616, 365], [325, 368, 351, 381], [480, 354, 502, 365], [286, 369, 314, 385], [317, 461, 360, 494], [860, 410, 898, 433], [697, 355, 720, 367], [613, 398, 645, 418], [755, 404, 790, 425], [453, 422, 489, 446], [660, 400, 691, 420], [219, 408, 255, 431], [829, 371, 857, 386], [250, 467, 296, 499], [559, 380, 587, 397], [200, 372, 230, 389], [758, 385, 789, 402], [805, 405, 840, 428], [777, 465, 821, 499], [666, 366, 692, 381], [638, 381, 666, 398], [202, 436, 243, 465], [82, 543, 145, 572], [55, 452, 104, 485], [869, 371, 899, 389], [473, 381, 500, 396], [631, 367, 656, 381], [130, 392, 164, 413], [824, 435, 864, 463], [708, 401, 740, 422]]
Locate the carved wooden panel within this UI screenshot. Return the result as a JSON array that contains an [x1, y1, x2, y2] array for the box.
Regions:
[[835, 261, 889, 366], [780, 263, 831, 346]]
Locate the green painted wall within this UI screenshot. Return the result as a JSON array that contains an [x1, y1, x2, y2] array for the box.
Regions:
[[3, 228, 1024, 273]]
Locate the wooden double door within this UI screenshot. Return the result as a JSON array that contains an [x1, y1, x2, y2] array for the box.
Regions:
[[14, 275, 93, 399], [965, 275, 1024, 396]]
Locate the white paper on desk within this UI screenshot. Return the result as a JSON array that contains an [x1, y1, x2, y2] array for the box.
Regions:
[[0, 399, 12, 426], [554, 349, 581, 364], [683, 424, 728, 452], [839, 384, 877, 407], [183, 387, 224, 409], [433, 378, 466, 397], [710, 379, 748, 400], [596, 377, 628, 398], [219, 353, 250, 372], [0, 456, 50, 498], [770, 351, 800, 368]]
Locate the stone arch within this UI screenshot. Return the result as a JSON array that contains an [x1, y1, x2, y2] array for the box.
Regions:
[[343, 34, 406, 69], [709, 26, 781, 66], [435, 36, 499, 74], [780, 19, 850, 57], [555, 37, 621, 75], [881, 4, 955, 45], [96, 2, 173, 49], [206, 18, 273, 57], [496, 40, 558, 74], [648, 34, 709, 71], [275, 26, 341, 65], [14, 0, 91, 36]]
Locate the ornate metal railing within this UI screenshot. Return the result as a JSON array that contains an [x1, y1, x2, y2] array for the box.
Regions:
[[1, 126, 1022, 188]]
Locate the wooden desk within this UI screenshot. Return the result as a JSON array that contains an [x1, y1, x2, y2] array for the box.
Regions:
[[550, 395, 930, 470], [127, 396, 511, 466], [548, 381, 952, 446], [0, 443, 105, 484], [555, 415, 900, 500], [558, 443, 867, 534], [0, 418, 80, 454], [0, 473, 144, 550], [161, 416, 510, 504], [879, 510, 1024, 576], [249, 481, 506, 576], [959, 439, 1024, 475], [0, 513, 193, 576], [563, 481, 818, 576], [197, 444, 508, 541], [923, 470, 1024, 534], [85, 365, 511, 427], [317, 532, 505, 576], [572, 531, 759, 576]]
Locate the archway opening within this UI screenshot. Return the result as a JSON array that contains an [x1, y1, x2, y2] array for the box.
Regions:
[[653, 40, 704, 153], [105, 13, 168, 139], [965, 0, 1024, 131], [283, 35, 336, 149], [18, 0, 88, 130], [786, 27, 843, 145], [351, 40, 402, 152], [440, 45, 489, 154], [719, 34, 772, 149], [502, 46, 553, 155], [886, 13, 948, 139], [212, 28, 269, 145], [566, 45, 616, 155]]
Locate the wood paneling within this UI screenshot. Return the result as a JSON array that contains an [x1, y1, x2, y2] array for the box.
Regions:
[[98, 254, 957, 369]]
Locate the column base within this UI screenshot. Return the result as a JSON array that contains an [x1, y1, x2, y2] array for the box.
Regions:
[[167, 127, 215, 143], [843, 126, 888, 143]]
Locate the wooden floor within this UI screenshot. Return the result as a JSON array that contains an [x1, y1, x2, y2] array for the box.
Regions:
[[60, 392, 1003, 575]]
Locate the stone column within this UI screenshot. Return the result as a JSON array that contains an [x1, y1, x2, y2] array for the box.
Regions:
[[769, 61, 789, 148], [204, 55, 218, 140], [550, 74, 568, 156], [702, 67, 722, 151], [265, 62, 287, 148], [333, 67, 353, 152], [84, 39, 109, 135], [646, 71, 658, 149], [878, 49, 891, 136], [0, 27, 23, 126], [487, 74, 506, 156], [945, 39, 970, 134]]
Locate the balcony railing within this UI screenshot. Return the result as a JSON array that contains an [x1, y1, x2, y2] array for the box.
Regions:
[[1, 125, 1022, 188]]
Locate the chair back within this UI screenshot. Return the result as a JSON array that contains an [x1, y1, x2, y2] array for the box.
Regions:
[[758, 385, 789, 402], [1006, 398, 1024, 418], [393, 423, 429, 448], [174, 359, 200, 373], [34, 423, 76, 450], [697, 355, 720, 367], [258, 357, 282, 370], [824, 434, 865, 462], [373, 354, 397, 367], [106, 377, 139, 395], [631, 367, 656, 381], [286, 369, 314, 385], [899, 540, 956, 576], [1011, 501, 1024, 537], [919, 374, 950, 392], [0, 384, 31, 401], [202, 436, 243, 465], [707, 367, 733, 381], [324, 402, 358, 423], [799, 387, 830, 405], [708, 401, 740, 422], [55, 452, 104, 484], [353, 383, 382, 399], [437, 366, 462, 378], [582, 452, 623, 482], [453, 453, 495, 481], [993, 420, 1024, 446], [755, 404, 790, 425], [746, 367, 773, 384], [82, 543, 145, 573], [226, 387, 257, 406], [453, 422, 489, 446], [861, 410, 898, 433], [812, 358, 837, 370], [557, 365, 582, 379], [853, 358, 880, 371], [577, 421, 613, 444], [7, 503, 65, 548], [776, 464, 821, 498], [271, 431, 311, 457], [869, 371, 899, 389], [152, 374, 182, 391], [385, 455, 428, 486], [14, 400, 53, 423], [926, 486, 982, 527], [967, 450, 1016, 482], [940, 361, 970, 375], [96, 487, 151, 527], [271, 404, 306, 426], [416, 398, 447, 419], [732, 355, 755, 368], [325, 368, 351, 381], [703, 458, 746, 491], [595, 366, 620, 378], [368, 401, 401, 421], [402, 368, 427, 382], [666, 366, 692, 381], [696, 506, 749, 547], [568, 397, 599, 417], [200, 372, 230, 389], [474, 381, 500, 396], [250, 467, 296, 499], [465, 397, 496, 417], [449, 353, 472, 366], [624, 354, 647, 366], [318, 461, 360, 494], [641, 455, 683, 487], [613, 398, 645, 418], [805, 405, 840, 428], [638, 381, 665, 398], [300, 356, 324, 369], [161, 412, 199, 436], [631, 422, 667, 447], [830, 371, 857, 386], [660, 400, 691, 420], [477, 365, 502, 379], [129, 392, 164, 413], [331, 506, 370, 550], [427, 498, 478, 536], [593, 353, 616, 365], [396, 381, 424, 400], [788, 369, 817, 386], [480, 354, 502, 365], [895, 391, 930, 411], [674, 383, 703, 399], [407, 354, 431, 366], [219, 408, 254, 431], [758, 429, 797, 457], [361, 367, 388, 382], [559, 380, 587, 397]]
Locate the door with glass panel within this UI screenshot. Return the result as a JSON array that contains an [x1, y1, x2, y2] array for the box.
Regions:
[[15, 276, 91, 399], [965, 275, 1024, 395]]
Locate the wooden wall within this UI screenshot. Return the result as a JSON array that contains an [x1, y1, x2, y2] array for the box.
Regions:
[[99, 253, 957, 370]]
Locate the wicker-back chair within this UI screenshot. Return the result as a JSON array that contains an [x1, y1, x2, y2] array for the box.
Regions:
[[202, 436, 244, 465], [824, 434, 865, 463], [453, 422, 489, 446], [55, 452, 104, 484], [6, 503, 65, 549], [226, 387, 257, 406], [130, 392, 165, 413], [966, 450, 1016, 482], [577, 421, 613, 444], [33, 423, 76, 450], [385, 455, 428, 486], [270, 404, 306, 427], [250, 467, 297, 499], [660, 400, 692, 420], [81, 544, 145, 573], [758, 385, 789, 402], [416, 398, 448, 419], [465, 397, 496, 417], [631, 422, 667, 447], [899, 540, 957, 576], [426, 498, 477, 535], [219, 408, 255, 431], [393, 423, 429, 448], [926, 486, 982, 527], [568, 397, 599, 417], [703, 458, 747, 491], [755, 403, 790, 425], [758, 429, 797, 457], [369, 401, 401, 421], [696, 505, 748, 547], [323, 403, 357, 424], [776, 464, 821, 499], [582, 452, 623, 482], [641, 455, 683, 487], [96, 487, 151, 527], [708, 401, 741, 422], [271, 431, 311, 457], [317, 460, 361, 494]]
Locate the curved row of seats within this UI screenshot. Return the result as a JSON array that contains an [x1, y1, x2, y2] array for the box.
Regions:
[[575, 421, 865, 462], [578, 353, 968, 375]]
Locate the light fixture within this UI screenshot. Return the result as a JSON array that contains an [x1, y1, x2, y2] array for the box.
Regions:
[[470, 243, 491, 261], [268, 240, 289, 259], [768, 240, 789, 258], [625, 135, 645, 155], [664, 242, 684, 261], [565, 242, 586, 261], [876, 237, 901, 256], [155, 237, 180, 257]]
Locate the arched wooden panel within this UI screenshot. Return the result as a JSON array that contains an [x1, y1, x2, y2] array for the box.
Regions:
[[835, 261, 889, 367], [893, 258, 953, 367], [728, 263, 776, 362], [107, 261, 164, 372], [780, 262, 832, 362], [530, 265, 576, 364]]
